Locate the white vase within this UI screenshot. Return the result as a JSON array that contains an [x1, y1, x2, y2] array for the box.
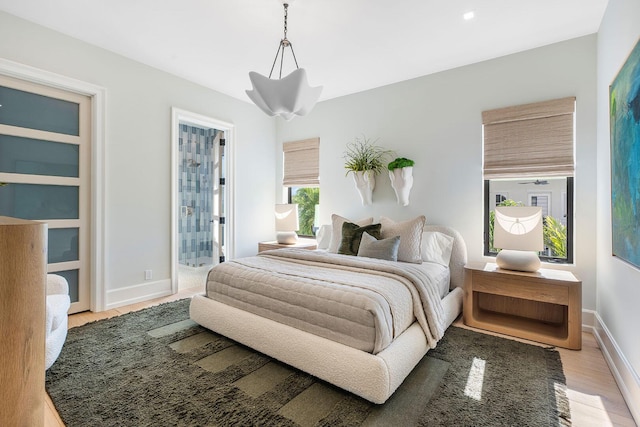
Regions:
[[389, 166, 413, 206], [352, 170, 375, 205]]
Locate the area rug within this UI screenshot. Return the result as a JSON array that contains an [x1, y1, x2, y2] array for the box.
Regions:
[[46, 299, 571, 426]]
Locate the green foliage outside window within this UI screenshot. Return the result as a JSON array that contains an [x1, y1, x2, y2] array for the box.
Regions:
[[292, 187, 320, 236], [543, 215, 567, 258]]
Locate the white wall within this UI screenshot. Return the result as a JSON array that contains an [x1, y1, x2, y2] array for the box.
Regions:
[[278, 35, 598, 309], [0, 11, 277, 305], [596, 0, 640, 419]]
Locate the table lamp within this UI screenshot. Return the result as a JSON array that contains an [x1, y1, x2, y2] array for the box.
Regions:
[[275, 203, 299, 244], [494, 206, 544, 272]]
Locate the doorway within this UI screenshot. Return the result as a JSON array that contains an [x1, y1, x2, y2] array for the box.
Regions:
[[171, 109, 233, 292], [0, 74, 92, 313]]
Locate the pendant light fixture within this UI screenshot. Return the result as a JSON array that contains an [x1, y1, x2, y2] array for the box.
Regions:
[[246, 1, 322, 121]]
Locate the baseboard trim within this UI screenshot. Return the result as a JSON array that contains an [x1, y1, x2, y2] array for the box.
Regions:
[[105, 279, 173, 310], [581, 308, 596, 333], [590, 311, 640, 425]]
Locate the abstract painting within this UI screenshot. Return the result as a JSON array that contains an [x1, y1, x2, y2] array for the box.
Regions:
[[610, 38, 640, 269]]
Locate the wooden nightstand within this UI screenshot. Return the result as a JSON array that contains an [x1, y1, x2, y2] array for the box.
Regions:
[[258, 238, 318, 253], [463, 262, 582, 350]]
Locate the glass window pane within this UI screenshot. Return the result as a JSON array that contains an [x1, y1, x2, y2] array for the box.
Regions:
[[48, 228, 79, 263], [0, 134, 79, 177], [0, 85, 79, 136], [290, 187, 320, 237], [54, 269, 79, 303], [0, 183, 78, 219], [487, 177, 568, 260]]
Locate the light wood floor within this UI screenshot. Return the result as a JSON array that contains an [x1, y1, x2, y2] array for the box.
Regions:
[[46, 288, 637, 427]]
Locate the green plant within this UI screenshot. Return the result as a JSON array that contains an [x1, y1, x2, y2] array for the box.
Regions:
[[292, 187, 320, 236], [543, 215, 567, 258], [388, 157, 415, 170], [343, 136, 393, 176], [0, 183, 7, 187]]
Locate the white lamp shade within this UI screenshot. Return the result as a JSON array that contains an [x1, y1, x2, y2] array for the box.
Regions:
[[246, 68, 322, 121], [275, 204, 299, 232], [494, 206, 544, 251]]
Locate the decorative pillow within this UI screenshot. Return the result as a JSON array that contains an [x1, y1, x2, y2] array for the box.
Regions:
[[379, 215, 426, 263], [421, 231, 454, 266], [315, 224, 332, 250], [357, 232, 401, 261], [327, 214, 374, 253], [338, 223, 382, 256]]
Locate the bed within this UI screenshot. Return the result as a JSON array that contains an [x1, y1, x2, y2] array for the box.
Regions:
[[190, 222, 466, 404]]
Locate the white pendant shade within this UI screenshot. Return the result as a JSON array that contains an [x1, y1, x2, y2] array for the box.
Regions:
[[246, 68, 322, 121]]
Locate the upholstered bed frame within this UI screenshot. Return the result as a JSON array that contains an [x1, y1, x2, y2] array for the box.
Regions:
[[190, 225, 467, 404]]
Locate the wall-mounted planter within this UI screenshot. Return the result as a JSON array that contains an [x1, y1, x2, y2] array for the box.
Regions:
[[389, 166, 413, 206], [352, 170, 376, 205]]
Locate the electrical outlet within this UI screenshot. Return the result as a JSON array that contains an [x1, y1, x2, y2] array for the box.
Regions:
[[144, 269, 152, 280]]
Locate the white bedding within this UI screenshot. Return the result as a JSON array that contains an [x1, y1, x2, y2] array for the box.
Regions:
[[315, 248, 451, 299], [412, 260, 451, 299], [205, 248, 448, 353]]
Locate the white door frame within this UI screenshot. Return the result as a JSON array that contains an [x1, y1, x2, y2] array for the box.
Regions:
[[0, 58, 107, 312], [170, 108, 235, 293]]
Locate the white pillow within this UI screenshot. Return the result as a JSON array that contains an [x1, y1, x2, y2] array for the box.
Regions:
[[421, 231, 454, 266], [379, 215, 426, 264], [327, 214, 374, 253], [315, 224, 332, 250]]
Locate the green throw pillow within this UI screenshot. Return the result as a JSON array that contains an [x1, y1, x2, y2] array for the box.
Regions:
[[338, 222, 382, 256]]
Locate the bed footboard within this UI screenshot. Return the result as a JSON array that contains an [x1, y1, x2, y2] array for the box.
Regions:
[[189, 287, 462, 404]]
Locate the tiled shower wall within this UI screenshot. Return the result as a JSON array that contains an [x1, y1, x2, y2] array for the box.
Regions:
[[178, 124, 217, 267]]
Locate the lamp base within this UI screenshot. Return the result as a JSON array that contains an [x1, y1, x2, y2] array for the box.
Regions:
[[495, 249, 541, 272], [276, 231, 298, 245]]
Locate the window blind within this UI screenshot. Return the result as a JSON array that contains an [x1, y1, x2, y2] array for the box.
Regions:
[[282, 137, 320, 187], [482, 97, 576, 179]]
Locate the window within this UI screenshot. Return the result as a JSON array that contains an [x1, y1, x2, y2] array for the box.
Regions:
[[482, 97, 575, 263], [484, 178, 573, 262], [283, 138, 320, 237], [288, 186, 320, 237]]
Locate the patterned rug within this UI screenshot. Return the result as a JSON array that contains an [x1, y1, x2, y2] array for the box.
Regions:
[[46, 298, 571, 426]]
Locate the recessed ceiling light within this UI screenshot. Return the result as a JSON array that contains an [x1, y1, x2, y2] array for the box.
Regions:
[[463, 11, 475, 21]]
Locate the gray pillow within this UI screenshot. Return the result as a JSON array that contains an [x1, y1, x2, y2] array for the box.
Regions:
[[357, 232, 401, 261]]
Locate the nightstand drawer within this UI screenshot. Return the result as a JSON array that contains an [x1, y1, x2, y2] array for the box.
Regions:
[[473, 271, 569, 305]]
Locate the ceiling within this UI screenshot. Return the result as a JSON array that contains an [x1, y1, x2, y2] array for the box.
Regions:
[[0, 0, 608, 103]]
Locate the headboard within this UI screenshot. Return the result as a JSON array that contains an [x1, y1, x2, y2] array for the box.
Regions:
[[423, 225, 468, 289]]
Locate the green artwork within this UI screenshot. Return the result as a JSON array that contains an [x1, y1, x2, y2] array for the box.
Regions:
[[610, 38, 640, 269]]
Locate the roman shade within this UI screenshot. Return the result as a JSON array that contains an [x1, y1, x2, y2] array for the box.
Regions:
[[482, 97, 576, 179], [283, 137, 320, 186]]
